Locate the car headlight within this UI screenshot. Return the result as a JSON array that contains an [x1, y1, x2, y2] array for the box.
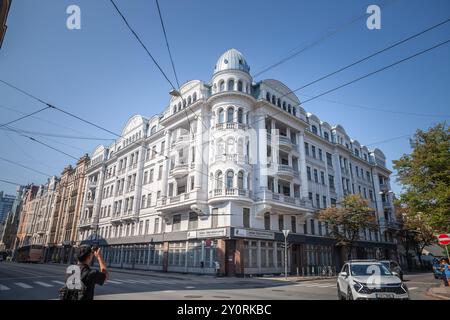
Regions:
[[401, 283, 408, 293], [353, 280, 363, 292]]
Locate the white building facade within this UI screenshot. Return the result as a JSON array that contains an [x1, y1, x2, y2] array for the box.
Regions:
[[77, 49, 397, 276]]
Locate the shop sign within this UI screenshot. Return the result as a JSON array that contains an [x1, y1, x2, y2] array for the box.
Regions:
[[234, 228, 275, 240], [187, 228, 226, 239]]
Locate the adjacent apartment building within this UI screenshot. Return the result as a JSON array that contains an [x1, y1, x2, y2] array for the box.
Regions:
[[0, 186, 25, 251], [77, 49, 397, 276]]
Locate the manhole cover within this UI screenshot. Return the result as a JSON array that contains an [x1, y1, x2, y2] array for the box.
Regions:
[[184, 295, 203, 299], [212, 296, 231, 299]]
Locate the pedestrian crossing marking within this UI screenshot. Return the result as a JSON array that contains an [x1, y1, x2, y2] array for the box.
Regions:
[[106, 280, 123, 284], [34, 281, 53, 287], [0, 284, 10, 291], [185, 286, 196, 289], [409, 287, 418, 290], [52, 281, 65, 285], [15, 282, 33, 289]]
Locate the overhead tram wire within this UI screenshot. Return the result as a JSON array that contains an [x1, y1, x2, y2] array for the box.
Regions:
[[0, 126, 117, 141], [3, 125, 79, 160], [0, 105, 54, 128], [0, 156, 52, 177], [252, 0, 399, 78], [0, 178, 26, 186]]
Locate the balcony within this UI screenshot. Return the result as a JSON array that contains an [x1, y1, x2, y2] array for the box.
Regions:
[[122, 210, 138, 222], [277, 164, 294, 180], [215, 154, 248, 164], [382, 201, 391, 209], [278, 135, 294, 151], [379, 183, 389, 192], [172, 134, 190, 146], [215, 122, 248, 131], [156, 190, 202, 212], [257, 189, 313, 211], [170, 163, 189, 178], [208, 188, 252, 204], [110, 213, 122, 225], [87, 180, 97, 189], [78, 217, 93, 229], [341, 167, 350, 176]]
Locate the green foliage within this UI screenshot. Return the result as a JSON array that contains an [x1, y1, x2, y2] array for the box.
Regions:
[[318, 194, 378, 258], [393, 123, 450, 233]]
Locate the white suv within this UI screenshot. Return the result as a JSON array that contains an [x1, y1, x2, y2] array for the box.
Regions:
[[337, 260, 409, 300]]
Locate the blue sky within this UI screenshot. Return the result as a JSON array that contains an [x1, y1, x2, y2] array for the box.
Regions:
[[0, 0, 449, 196]]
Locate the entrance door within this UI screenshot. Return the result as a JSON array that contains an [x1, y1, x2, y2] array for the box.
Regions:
[[290, 244, 302, 275], [225, 240, 236, 276]]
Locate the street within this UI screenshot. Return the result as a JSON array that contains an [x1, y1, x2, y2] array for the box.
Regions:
[[0, 262, 441, 300]]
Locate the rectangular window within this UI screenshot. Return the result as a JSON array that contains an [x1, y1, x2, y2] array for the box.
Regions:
[[139, 221, 143, 235], [315, 194, 320, 208], [264, 212, 271, 230], [158, 166, 163, 180], [243, 208, 250, 228], [153, 218, 159, 234], [318, 149, 323, 161], [278, 215, 284, 231], [322, 195, 327, 208], [172, 214, 181, 231], [326, 152, 333, 167], [313, 169, 318, 183], [307, 167, 312, 180], [161, 141, 165, 155], [291, 216, 296, 233], [188, 212, 198, 230], [304, 142, 309, 156], [310, 219, 315, 235], [149, 169, 154, 183], [211, 208, 219, 228], [320, 171, 325, 185]]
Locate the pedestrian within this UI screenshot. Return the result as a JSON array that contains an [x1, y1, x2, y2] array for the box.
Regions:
[[444, 259, 450, 287], [440, 258, 449, 287], [59, 245, 109, 300], [214, 260, 220, 277]]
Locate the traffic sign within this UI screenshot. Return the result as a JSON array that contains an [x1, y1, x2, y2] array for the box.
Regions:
[[437, 234, 450, 245]]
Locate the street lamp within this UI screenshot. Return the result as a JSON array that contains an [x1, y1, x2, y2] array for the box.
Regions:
[[169, 89, 182, 98], [282, 229, 290, 280]]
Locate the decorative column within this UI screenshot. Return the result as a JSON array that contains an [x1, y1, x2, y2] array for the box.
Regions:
[[298, 131, 308, 199], [161, 130, 171, 198], [194, 113, 204, 190]]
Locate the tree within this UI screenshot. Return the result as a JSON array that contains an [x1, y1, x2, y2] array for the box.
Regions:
[[393, 122, 450, 233], [395, 205, 435, 270], [318, 194, 378, 261]]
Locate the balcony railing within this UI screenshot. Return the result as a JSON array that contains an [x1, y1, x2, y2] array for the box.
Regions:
[[209, 188, 251, 198], [85, 199, 94, 207], [260, 190, 310, 208], [215, 122, 248, 130], [157, 190, 198, 207], [215, 154, 248, 163], [172, 134, 190, 145]]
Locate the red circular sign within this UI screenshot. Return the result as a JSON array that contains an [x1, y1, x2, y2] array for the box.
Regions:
[[438, 234, 450, 245]]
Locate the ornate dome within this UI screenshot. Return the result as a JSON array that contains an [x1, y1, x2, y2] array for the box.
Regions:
[[213, 48, 250, 74]]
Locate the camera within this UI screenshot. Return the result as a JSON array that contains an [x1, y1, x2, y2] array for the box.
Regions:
[[91, 245, 99, 252]]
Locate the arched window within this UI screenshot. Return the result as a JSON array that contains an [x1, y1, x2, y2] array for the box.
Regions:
[[216, 171, 223, 189], [173, 106, 176, 114], [216, 139, 225, 155], [150, 126, 157, 134], [266, 92, 271, 101], [237, 80, 243, 92], [271, 96, 276, 104], [218, 108, 224, 124], [183, 99, 186, 108], [228, 79, 235, 91], [237, 138, 244, 155], [193, 92, 197, 102], [283, 102, 286, 110], [227, 137, 235, 154], [311, 125, 318, 135], [227, 107, 234, 123], [246, 84, 250, 94], [238, 171, 244, 189], [226, 170, 234, 189], [178, 102, 182, 111], [237, 108, 243, 123], [188, 96, 192, 105], [219, 80, 225, 92], [277, 98, 281, 107]]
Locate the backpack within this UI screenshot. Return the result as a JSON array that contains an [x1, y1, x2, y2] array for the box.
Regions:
[[59, 264, 89, 300]]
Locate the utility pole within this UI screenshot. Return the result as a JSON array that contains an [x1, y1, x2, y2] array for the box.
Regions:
[[282, 230, 290, 280]]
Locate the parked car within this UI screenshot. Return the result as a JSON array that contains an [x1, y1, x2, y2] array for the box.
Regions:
[[379, 260, 404, 281], [337, 260, 409, 300]]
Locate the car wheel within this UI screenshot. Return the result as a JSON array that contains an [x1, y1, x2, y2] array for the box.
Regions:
[[337, 285, 345, 300], [347, 287, 353, 300]]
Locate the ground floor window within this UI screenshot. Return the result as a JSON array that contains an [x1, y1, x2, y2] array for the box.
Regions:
[[243, 240, 258, 268], [169, 242, 186, 267]]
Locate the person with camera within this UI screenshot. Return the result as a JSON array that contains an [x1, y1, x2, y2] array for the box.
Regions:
[[60, 245, 109, 300]]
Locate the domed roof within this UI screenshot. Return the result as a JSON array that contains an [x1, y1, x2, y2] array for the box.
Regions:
[[214, 48, 250, 74]]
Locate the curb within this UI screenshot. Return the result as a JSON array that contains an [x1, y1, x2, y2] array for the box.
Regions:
[[426, 287, 450, 300]]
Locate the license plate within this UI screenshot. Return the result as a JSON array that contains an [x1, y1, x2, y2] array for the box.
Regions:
[[375, 293, 394, 299]]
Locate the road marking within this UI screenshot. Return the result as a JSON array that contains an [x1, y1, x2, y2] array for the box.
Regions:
[[52, 281, 65, 285], [106, 280, 123, 284], [34, 281, 53, 287], [162, 290, 176, 293], [0, 284, 11, 291], [15, 282, 33, 289], [185, 286, 196, 289], [409, 287, 418, 290]]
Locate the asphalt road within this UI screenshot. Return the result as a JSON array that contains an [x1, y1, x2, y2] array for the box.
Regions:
[[0, 262, 441, 300]]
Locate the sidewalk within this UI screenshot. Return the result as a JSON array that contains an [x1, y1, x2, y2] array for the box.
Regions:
[[254, 275, 336, 282], [427, 286, 450, 300]]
